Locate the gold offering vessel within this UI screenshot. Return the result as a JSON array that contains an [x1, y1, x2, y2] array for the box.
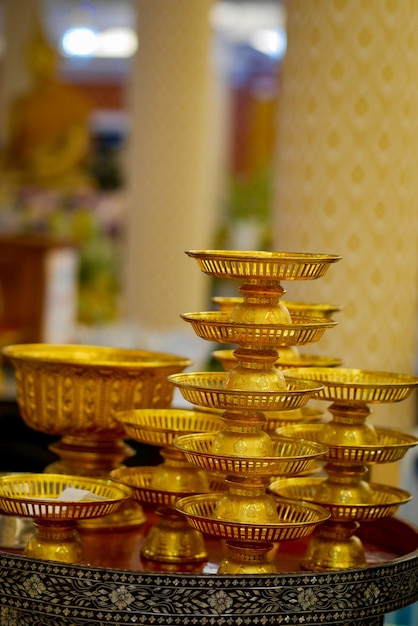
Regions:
[[0, 473, 131, 563], [111, 408, 224, 566], [212, 295, 342, 367], [2, 344, 191, 528], [270, 367, 418, 571], [168, 250, 342, 574], [2, 344, 191, 477], [211, 296, 343, 431]]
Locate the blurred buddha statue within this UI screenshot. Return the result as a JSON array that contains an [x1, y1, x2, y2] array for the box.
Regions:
[[1, 21, 94, 189]]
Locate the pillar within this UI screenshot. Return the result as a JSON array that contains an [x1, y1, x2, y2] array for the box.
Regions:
[[123, 0, 218, 344], [0, 0, 43, 140], [273, 0, 418, 430]]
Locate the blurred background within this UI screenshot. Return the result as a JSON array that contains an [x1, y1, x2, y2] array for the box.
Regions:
[[0, 3, 417, 622]]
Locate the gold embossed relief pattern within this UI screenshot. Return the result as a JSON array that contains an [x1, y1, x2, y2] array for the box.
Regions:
[[273, 0, 418, 428]]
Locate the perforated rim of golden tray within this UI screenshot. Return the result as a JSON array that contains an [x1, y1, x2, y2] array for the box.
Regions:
[[186, 250, 341, 281], [283, 367, 418, 403], [175, 492, 331, 542], [212, 296, 343, 318], [181, 312, 336, 347], [212, 349, 343, 370], [276, 424, 418, 465], [197, 405, 325, 426], [2, 343, 192, 370], [173, 433, 327, 477], [269, 477, 411, 522], [110, 467, 227, 508], [114, 409, 223, 447], [168, 372, 323, 412], [0, 473, 132, 520]]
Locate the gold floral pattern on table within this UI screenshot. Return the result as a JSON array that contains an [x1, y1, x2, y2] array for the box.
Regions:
[[0, 547, 416, 625], [273, 0, 418, 430]]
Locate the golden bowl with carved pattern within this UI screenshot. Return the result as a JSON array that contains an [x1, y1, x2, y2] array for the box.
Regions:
[[2, 343, 192, 438]]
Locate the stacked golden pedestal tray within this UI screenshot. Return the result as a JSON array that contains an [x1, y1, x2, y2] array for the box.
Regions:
[[270, 367, 418, 570], [163, 249, 345, 574], [110, 408, 226, 565]]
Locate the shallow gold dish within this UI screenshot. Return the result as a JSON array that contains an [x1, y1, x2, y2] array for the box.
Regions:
[[186, 250, 341, 281], [168, 372, 323, 412], [115, 408, 223, 447], [0, 473, 132, 520], [2, 343, 192, 437], [213, 296, 342, 319], [175, 492, 330, 542], [269, 477, 411, 522], [110, 467, 226, 508], [213, 348, 342, 371], [173, 433, 327, 477], [284, 367, 418, 404], [181, 312, 336, 348], [277, 424, 418, 465]]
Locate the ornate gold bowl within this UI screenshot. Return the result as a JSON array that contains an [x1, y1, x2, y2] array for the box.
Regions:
[[2, 343, 191, 478], [3, 343, 192, 438]]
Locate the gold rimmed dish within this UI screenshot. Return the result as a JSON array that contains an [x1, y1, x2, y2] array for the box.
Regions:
[[114, 408, 223, 447], [283, 367, 418, 404], [176, 492, 331, 542], [277, 423, 418, 465], [186, 250, 341, 281], [212, 348, 343, 370], [269, 477, 411, 522], [213, 296, 342, 319], [173, 433, 327, 477], [181, 312, 336, 348], [0, 473, 132, 563], [168, 372, 324, 412]]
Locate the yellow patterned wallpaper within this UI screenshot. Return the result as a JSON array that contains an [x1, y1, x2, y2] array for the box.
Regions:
[[273, 0, 418, 430]]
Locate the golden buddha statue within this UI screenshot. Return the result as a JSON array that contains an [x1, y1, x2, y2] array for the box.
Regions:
[[2, 21, 94, 190]]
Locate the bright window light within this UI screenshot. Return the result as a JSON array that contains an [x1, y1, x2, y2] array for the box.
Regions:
[[61, 26, 137, 59], [250, 28, 287, 59], [95, 28, 138, 58], [61, 27, 99, 57]]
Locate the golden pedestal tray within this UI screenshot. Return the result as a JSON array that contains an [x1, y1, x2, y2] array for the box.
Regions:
[[270, 367, 418, 571], [166, 250, 342, 574], [212, 295, 343, 365], [1, 343, 191, 528], [110, 408, 224, 565], [0, 473, 131, 563]]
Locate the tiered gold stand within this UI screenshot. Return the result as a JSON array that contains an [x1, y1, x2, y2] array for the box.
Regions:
[[0, 473, 131, 563], [2, 343, 191, 527], [167, 250, 342, 574], [211, 296, 343, 431], [110, 408, 224, 566], [270, 367, 418, 571]]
